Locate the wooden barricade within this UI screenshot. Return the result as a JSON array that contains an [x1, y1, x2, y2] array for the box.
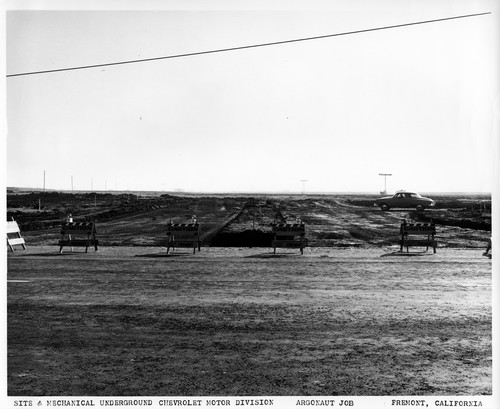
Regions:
[[271, 223, 306, 254], [166, 223, 201, 254], [7, 218, 26, 252], [400, 221, 437, 253], [59, 222, 98, 253]]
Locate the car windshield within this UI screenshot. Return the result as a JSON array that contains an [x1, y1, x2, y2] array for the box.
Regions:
[[393, 192, 422, 198]]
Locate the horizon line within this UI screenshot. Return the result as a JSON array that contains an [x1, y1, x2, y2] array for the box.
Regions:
[[6, 186, 492, 196]]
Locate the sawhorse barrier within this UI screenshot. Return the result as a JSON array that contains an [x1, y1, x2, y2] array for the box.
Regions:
[[7, 218, 26, 252], [59, 222, 98, 253], [400, 221, 437, 253], [271, 223, 306, 254], [166, 223, 201, 254]]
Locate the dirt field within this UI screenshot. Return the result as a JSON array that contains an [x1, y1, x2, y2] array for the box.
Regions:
[[6, 191, 492, 396], [6, 190, 492, 248], [7, 246, 491, 396]]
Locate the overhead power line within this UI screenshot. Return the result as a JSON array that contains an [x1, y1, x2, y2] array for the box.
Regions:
[[6, 11, 490, 78]]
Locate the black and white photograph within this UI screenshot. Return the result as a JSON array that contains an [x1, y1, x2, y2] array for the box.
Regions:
[[2, 0, 498, 408]]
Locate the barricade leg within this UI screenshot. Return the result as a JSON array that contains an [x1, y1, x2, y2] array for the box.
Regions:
[[17, 233, 26, 250], [167, 237, 176, 254], [59, 234, 65, 253]]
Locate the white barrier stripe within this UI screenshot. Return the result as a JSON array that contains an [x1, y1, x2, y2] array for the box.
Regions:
[[6, 221, 22, 234], [8, 238, 25, 245]]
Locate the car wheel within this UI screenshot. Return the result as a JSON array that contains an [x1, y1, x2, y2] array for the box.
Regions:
[[380, 203, 390, 211], [416, 205, 425, 211]]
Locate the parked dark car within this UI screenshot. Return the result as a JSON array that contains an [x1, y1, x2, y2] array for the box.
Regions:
[[374, 191, 435, 211]]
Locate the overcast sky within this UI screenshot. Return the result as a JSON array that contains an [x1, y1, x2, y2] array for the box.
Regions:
[[4, 0, 499, 193]]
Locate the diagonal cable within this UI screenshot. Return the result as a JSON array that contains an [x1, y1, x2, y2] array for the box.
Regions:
[[6, 11, 491, 78]]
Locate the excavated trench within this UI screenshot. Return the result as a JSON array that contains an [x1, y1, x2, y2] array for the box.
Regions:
[[210, 198, 284, 247]]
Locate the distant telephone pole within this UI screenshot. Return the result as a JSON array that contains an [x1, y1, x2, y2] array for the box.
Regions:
[[379, 173, 392, 194], [43, 170, 46, 191], [300, 180, 308, 194]]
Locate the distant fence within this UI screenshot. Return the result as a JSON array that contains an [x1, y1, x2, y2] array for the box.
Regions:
[[400, 221, 436, 253], [271, 223, 307, 254], [59, 222, 99, 253], [166, 223, 201, 254], [7, 218, 26, 252]]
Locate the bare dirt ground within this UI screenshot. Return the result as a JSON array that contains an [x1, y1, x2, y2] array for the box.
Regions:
[[6, 190, 492, 248], [7, 247, 491, 396], [6, 190, 492, 396]]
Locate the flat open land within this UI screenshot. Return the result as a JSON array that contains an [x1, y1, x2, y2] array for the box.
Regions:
[[6, 191, 492, 396]]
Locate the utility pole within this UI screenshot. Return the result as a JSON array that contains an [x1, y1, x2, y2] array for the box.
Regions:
[[43, 170, 46, 191], [300, 180, 308, 194], [71, 176, 73, 192], [378, 173, 392, 195]]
